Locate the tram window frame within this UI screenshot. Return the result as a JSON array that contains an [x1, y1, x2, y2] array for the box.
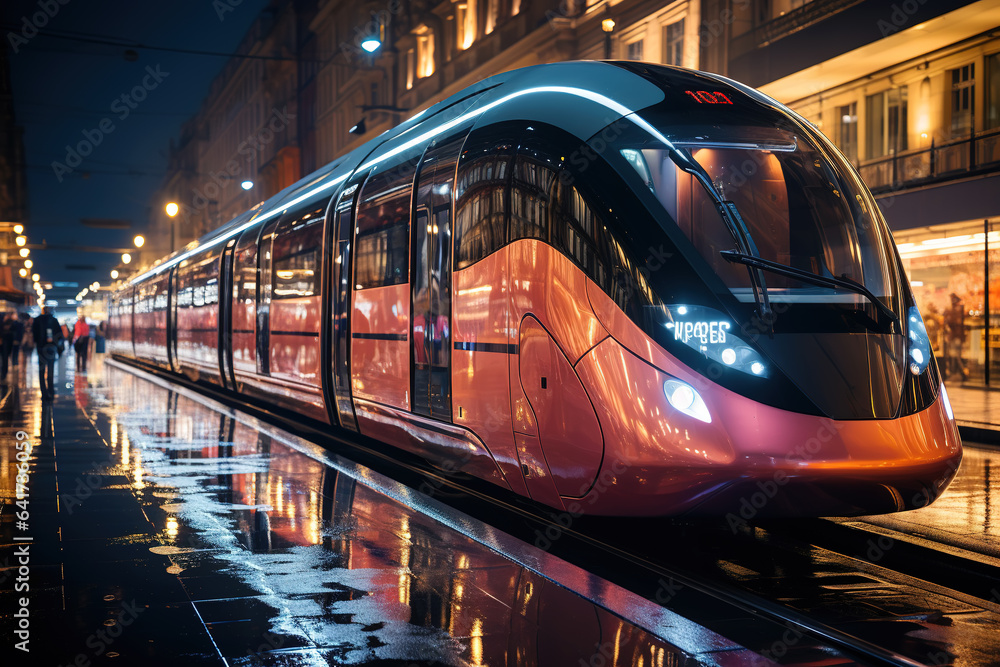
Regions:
[[272, 205, 325, 299], [354, 158, 418, 290]]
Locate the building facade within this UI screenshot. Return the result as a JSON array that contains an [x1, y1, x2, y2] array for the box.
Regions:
[[145, 0, 1000, 384]]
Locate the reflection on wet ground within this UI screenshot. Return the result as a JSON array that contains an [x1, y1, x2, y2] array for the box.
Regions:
[[855, 444, 999, 558], [2, 357, 755, 665]]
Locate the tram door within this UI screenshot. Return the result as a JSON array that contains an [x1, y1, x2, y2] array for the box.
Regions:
[[411, 135, 465, 420]]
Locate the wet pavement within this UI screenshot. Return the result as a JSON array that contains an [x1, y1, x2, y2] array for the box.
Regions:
[[1, 354, 758, 666], [852, 443, 999, 560]]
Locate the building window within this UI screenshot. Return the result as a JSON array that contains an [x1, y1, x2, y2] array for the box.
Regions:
[[951, 63, 975, 137], [456, 0, 476, 50], [664, 19, 684, 66], [865, 87, 908, 160], [837, 102, 858, 164], [485, 0, 498, 34], [988, 53, 1000, 130], [405, 48, 415, 90], [626, 39, 644, 61], [415, 26, 435, 79], [511, 0, 520, 16]]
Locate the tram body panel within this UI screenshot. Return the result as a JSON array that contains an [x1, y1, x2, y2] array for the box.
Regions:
[[351, 282, 411, 411], [508, 239, 608, 365]]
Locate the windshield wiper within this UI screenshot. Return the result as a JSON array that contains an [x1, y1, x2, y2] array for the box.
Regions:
[[666, 147, 773, 322], [720, 250, 899, 332]]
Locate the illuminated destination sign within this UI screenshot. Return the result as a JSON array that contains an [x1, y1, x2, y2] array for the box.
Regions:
[[684, 90, 733, 105], [672, 320, 730, 346]]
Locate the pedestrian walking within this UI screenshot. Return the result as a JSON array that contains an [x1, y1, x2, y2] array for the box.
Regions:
[[73, 313, 90, 373], [32, 306, 63, 401], [0, 312, 15, 380], [20, 314, 35, 363], [10, 313, 24, 368], [95, 321, 106, 357]]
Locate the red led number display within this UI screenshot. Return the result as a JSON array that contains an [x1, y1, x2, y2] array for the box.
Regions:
[[684, 90, 733, 105]]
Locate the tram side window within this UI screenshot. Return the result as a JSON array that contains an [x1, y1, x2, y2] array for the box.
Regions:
[[510, 152, 558, 242], [177, 265, 194, 308], [177, 252, 220, 308], [355, 164, 413, 289], [551, 183, 609, 291], [273, 207, 324, 298], [234, 229, 259, 308], [455, 137, 514, 269]]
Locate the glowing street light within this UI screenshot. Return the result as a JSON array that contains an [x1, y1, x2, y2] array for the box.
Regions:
[[15, 236, 26, 246], [91, 282, 100, 290], [24, 259, 32, 269], [134, 234, 145, 248], [165, 202, 179, 217], [18, 268, 27, 278], [122, 253, 131, 264], [19, 248, 29, 258], [240, 180, 254, 190], [360, 37, 381, 53], [31, 273, 39, 282], [13, 224, 23, 234], [111, 269, 119, 279]]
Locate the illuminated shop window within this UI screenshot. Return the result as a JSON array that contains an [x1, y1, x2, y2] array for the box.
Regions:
[[894, 221, 999, 385], [415, 26, 435, 78]]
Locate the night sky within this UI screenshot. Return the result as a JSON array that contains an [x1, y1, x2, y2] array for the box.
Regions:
[[2, 0, 270, 305]]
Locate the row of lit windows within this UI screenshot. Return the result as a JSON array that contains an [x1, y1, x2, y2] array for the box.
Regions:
[[404, 0, 522, 90], [830, 54, 1000, 165]]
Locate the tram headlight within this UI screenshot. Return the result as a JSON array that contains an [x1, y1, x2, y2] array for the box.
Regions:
[[907, 306, 931, 375], [663, 379, 711, 423], [664, 305, 768, 377]]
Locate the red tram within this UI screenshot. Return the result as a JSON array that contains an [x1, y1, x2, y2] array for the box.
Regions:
[[110, 62, 962, 517]]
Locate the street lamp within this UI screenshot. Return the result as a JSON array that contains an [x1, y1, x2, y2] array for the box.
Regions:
[[15, 236, 26, 246], [134, 235, 145, 248], [602, 18, 615, 59], [24, 259, 32, 269], [13, 224, 23, 234], [240, 180, 254, 190], [111, 269, 119, 279], [31, 273, 39, 282], [18, 268, 27, 278], [122, 253, 131, 264], [19, 248, 29, 258], [165, 202, 179, 217], [361, 37, 381, 53]]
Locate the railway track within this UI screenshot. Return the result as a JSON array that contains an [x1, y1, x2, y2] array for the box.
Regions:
[[108, 357, 1000, 667]]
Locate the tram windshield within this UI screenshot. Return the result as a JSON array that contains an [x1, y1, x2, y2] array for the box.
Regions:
[[618, 123, 901, 316], [593, 68, 928, 419]]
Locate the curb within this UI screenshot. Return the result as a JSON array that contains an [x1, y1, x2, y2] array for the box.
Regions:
[[957, 423, 1000, 447]]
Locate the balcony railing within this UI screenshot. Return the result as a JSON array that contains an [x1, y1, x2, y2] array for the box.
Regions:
[[858, 127, 1000, 194], [729, 0, 863, 56]]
